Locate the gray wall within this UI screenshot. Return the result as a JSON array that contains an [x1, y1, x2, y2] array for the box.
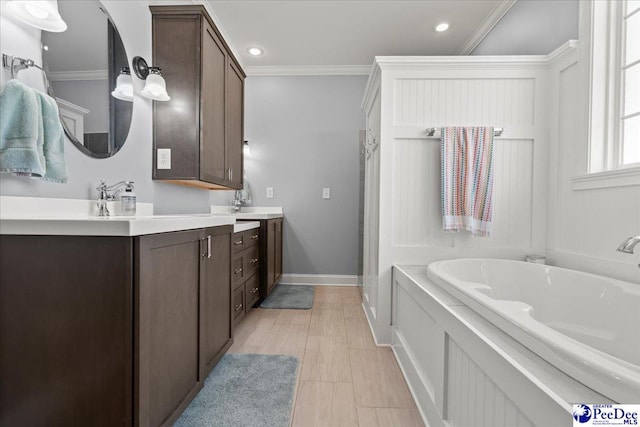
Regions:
[[472, 0, 578, 55], [213, 76, 367, 276]]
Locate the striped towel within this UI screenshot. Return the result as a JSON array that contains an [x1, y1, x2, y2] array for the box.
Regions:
[[441, 127, 495, 236]]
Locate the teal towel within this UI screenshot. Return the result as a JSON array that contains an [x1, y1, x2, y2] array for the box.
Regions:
[[0, 79, 67, 183], [0, 79, 45, 177], [36, 87, 67, 183]]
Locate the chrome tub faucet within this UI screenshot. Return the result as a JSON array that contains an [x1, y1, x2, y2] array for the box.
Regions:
[[617, 236, 640, 254]]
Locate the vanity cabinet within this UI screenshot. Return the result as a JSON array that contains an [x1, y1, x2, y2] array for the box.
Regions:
[[150, 5, 245, 190], [0, 225, 233, 427], [262, 218, 284, 297], [231, 227, 261, 326]]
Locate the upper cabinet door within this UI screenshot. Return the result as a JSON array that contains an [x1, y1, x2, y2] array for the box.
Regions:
[[200, 21, 227, 185], [226, 60, 244, 189]]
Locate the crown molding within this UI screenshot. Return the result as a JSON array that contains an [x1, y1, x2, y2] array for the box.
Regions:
[[48, 70, 108, 81], [457, 0, 518, 55], [245, 65, 371, 76]]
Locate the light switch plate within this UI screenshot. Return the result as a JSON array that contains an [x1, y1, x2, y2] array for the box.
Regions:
[[322, 188, 331, 199], [157, 149, 171, 170], [266, 187, 274, 199]]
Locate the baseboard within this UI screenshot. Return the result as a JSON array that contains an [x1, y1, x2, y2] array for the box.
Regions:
[[279, 274, 359, 286]]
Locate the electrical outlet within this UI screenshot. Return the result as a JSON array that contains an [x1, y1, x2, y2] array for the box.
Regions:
[[157, 149, 171, 170], [322, 188, 331, 199], [266, 187, 274, 199]]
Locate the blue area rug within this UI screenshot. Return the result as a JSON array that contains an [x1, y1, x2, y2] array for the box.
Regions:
[[174, 353, 298, 427], [259, 284, 315, 309]]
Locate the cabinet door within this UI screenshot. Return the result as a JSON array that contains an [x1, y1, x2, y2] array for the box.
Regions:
[[226, 59, 244, 189], [266, 219, 276, 293], [202, 229, 232, 376], [0, 236, 132, 426], [274, 218, 283, 283], [136, 229, 204, 427], [200, 19, 227, 185]]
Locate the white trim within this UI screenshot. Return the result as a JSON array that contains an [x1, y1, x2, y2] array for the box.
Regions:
[[571, 165, 640, 190], [0, 196, 153, 218], [48, 70, 108, 81], [458, 0, 518, 55], [245, 65, 371, 76], [279, 274, 359, 286], [55, 98, 90, 115]]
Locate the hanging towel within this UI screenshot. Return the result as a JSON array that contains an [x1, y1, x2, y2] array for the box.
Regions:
[[36, 88, 68, 183], [441, 126, 495, 236], [0, 79, 46, 177], [0, 79, 67, 183]]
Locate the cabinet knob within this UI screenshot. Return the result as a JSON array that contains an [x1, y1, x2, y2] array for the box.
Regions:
[[250, 288, 259, 294], [250, 234, 258, 239], [234, 268, 243, 274], [234, 240, 243, 245], [249, 258, 258, 264], [234, 304, 243, 312]]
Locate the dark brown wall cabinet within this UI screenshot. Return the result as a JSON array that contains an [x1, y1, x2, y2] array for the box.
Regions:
[[0, 226, 232, 427], [151, 5, 245, 190], [261, 218, 283, 298]]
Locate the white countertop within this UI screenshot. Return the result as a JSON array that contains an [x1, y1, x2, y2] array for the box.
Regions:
[[233, 221, 260, 233], [210, 205, 284, 220], [0, 214, 236, 236]]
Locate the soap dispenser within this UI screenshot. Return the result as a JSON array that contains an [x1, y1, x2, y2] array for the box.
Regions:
[[120, 182, 136, 215]]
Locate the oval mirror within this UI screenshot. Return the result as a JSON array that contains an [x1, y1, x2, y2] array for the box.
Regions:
[[41, 0, 132, 158]]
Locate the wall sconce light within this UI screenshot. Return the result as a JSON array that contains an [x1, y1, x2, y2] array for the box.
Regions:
[[111, 67, 133, 102], [5, 0, 68, 32], [132, 56, 170, 101], [243, 140, 251, 157]]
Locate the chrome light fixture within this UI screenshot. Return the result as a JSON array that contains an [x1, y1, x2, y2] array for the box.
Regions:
[[111, 67, 133, 102], [5, 0, 68, 32], [132, 56, 170, 101]]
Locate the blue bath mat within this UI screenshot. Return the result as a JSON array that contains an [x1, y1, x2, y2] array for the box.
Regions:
[[174, 353, 299, 427], [259, 284, 315, 309]]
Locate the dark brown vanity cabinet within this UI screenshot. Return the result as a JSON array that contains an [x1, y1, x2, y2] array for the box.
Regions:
[[231, 228, 261, 326], [262, 218, 284, 297], [150, 5, 245, 190], [0, 226, 233, 427]]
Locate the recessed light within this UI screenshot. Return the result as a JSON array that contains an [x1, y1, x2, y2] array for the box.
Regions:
[[435, 22, 450, 32], [247, 47, 263, 56]]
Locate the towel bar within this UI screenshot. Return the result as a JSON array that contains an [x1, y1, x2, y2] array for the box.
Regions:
[[2, 53, 53, 94], [426, 127, 504, 137]]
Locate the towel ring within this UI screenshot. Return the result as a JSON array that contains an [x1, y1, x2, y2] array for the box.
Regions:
[[2, 53, 54, 95]]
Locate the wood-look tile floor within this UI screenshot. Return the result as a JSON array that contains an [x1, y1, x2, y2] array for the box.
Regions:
[[228, 286, 424, 427]]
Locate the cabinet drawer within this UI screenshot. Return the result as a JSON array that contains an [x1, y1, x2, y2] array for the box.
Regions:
[[232, 287, 245, 324], [232, 232, 245, 253], [243, 245, 259, 277], [232, 255, 244, 286], [245, 274, 260, 309], [244, 228, 259, 247]]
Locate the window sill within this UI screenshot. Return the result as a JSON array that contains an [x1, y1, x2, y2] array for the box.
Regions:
[[571, 166, 640, 190]]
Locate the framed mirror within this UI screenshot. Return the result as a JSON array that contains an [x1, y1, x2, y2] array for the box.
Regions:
[[42, 0, 132, 158]]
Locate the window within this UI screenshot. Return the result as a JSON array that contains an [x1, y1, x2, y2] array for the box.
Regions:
[[621, 0, 640, 165]]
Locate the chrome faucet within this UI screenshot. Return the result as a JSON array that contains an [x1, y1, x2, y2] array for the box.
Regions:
[[95, 180, 134, 216], [617, 236, 640, 254], [231, 190, 243, 213]]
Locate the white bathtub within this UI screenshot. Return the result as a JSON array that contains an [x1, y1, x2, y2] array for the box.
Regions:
[[426, 258, 640, 403]]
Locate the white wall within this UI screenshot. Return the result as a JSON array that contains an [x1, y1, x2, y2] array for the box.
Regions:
[[213, 75, 367, 276], [362, 55, 554, 344], [0, 0, 211, 214]]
